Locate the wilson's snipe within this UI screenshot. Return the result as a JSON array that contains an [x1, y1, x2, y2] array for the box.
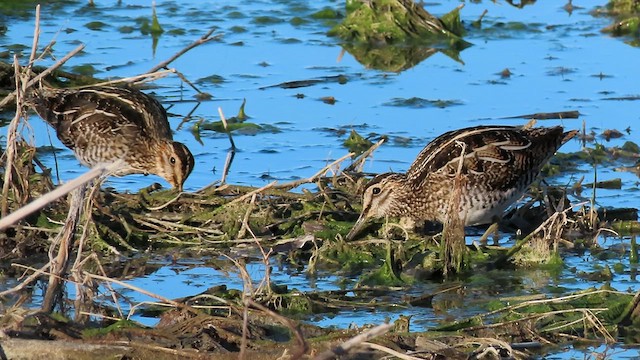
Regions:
[[347, 125, 577, 240], [29, 85, 195, 190]]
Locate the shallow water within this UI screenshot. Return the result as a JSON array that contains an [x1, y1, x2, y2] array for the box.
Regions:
[[2, 0, 640, 357], [4, 0, 636, 193]]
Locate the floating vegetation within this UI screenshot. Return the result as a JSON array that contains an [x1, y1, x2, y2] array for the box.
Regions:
[[329, 0, 471, 71], [150, 1, 164, 35], [196, 73, 226, 85], [260, 74, 349, 90], [595, 0, 640, 45], [84, 21, 108, 31], [196, 99, 278, 135], [343, 129, 373, 156], [383, 96, 463, 108]]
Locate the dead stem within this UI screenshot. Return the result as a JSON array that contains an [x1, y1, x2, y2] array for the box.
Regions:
[[42, 183, 87, 312], [85, 273, 184, 310], [220, 253, 253, 360], [74, 253, 125, 320], [492, 202, 581, 268], [220, 151, 235, 185], [87, 68, 175, 88], [313, 323, 393, 360], [145, 191, 184, 211], [248, 299, 308, 359], [249, 225, 273, 296], [0, 162, 122, 231], [275, 152, 355, 191], [361, 342, 422, 360], [237, 193, 257, 239], [1, 56, 23, 217], [463, 288, 623, 344], [0, 263, 51, 297], [219, 106, 237, 184], [442, 140, 467, 276], [27, 5, 40, 65], [0, 44, 86, 110], [148, 28, 220, 74], [345, 138, 385, 173], [121, 341, 205, 359], [228, 181, 277, 205]]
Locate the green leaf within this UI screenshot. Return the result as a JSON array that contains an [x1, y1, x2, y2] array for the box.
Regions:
[[151, 3, 164, 35], [440, 5, 465, 37]]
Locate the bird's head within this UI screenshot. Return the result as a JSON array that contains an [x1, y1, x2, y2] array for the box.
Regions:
[[346, 173, 407, 240], [155, 141, 195, 191]]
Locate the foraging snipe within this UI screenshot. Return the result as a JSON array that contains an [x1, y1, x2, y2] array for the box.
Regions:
[[29, 85, 194, 190], [347, 125, 577, 240]]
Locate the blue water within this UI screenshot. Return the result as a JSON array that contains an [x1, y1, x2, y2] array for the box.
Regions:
[[4, 0, 636, 195], [3, 1, 640, 357]]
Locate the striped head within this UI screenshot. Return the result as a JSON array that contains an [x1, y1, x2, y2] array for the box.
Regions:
[[346, 173, 409, 240], [155, 141, 195, 191]]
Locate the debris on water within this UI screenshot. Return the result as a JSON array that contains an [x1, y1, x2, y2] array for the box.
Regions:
[[502, 110, 581, 120], [602, 128, 624, 141]]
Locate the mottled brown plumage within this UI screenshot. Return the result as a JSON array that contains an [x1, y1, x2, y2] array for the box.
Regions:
[[347, 125, 577, 240], [29, 85, 194, 190]]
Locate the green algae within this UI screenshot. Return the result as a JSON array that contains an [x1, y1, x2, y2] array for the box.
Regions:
[[358, 244, 407, 286], [343, 129, 373, 156], [329, 0, 470, 71], [84, 21, 108, 31], [597, 0, 640, 45], [383, 97, 463, 108], [83, 320, 141, 338], [311, 7, 342, 20], [252, 16, 285, 25], [150, 4, 164, 35]]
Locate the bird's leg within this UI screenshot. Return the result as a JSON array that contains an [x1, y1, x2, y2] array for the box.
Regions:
[[478, 222, 500, 246]]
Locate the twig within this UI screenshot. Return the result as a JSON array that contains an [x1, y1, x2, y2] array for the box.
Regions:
[[0, 263, 50, 297], [228, 181, 277, 205], [247, 225, 272, 295], [237, 193, 256, 239], [313, 323, 393, 360], [145, 191, 183, 211], [345, 138, 386, 173], [171, 68, 205, 95], [219, 106, 236, 184], [219, 106, 236, 150], [89, 68, 175, 88], [27, 5, 40, 66], [248, 299, 308, 359], [220, 253, 253, 360], [362, 342, 423, 360], [220, 150, 235, 185], [0, 162, 122, 231], [1, 55, 22, 217], [492, 202, 580, 268], [0, 44, 86, 110], [148, 28, 220, 73], [275, 152, 355, 191], [42, 183, 87, 312], [85, 272, 182, 309]]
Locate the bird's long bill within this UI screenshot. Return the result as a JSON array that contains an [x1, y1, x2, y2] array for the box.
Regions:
[[346, 213, 370, 241], [173, 175, 184, 192]]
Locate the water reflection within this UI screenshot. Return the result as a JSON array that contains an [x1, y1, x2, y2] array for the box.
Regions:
[[330, 0, 471, 72], [340, 43, 464, 72]]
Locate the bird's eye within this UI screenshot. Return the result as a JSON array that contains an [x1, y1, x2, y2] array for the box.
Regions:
[[372, 187, 381, 195], [170, 157, 176, 164]]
